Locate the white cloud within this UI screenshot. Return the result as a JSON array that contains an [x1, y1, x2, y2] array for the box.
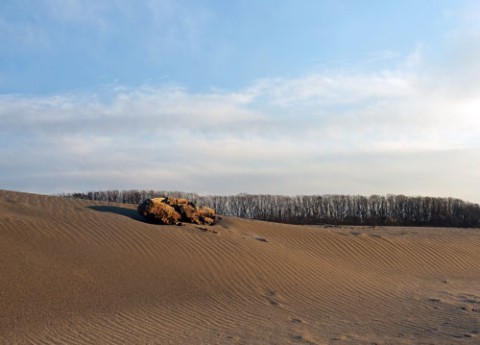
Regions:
[[1, 57, 480, 201]]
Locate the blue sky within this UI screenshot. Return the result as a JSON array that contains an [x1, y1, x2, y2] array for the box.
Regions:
[[1, 0, 480, 202], [0, 0, 459, 94]]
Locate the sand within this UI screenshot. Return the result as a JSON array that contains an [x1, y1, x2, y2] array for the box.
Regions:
[[1, 190, 479, 344]]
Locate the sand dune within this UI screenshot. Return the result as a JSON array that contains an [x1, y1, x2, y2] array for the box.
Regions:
[[1, 190, 479, 344]]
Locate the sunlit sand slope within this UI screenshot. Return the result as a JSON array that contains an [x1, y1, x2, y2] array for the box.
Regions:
[[1, 190, 479, 344]]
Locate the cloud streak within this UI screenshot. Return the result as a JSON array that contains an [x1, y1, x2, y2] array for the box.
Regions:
[[2, 59, 479, 150]]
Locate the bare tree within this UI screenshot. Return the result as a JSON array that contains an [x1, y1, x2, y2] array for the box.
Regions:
[[62, 191, 480, 228]]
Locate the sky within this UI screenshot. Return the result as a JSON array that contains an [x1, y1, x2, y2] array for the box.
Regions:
[[1, 0, 480, 203]]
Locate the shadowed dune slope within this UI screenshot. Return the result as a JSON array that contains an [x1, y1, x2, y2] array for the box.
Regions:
[[1, 190, 480, 344]]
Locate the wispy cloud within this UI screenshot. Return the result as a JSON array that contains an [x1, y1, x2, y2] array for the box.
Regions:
[[366, 50, 399, 62], [6, 59, 473, 154], [0, 13, 50, 51], [0, 0, 212, 60]]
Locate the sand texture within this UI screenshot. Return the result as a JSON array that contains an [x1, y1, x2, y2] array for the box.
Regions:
[[1, 190, 480, 344]]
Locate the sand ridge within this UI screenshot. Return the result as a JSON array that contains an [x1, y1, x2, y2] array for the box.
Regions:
[[1, 190, 480, 344]]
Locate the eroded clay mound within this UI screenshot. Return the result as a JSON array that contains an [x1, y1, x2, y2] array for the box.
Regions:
[[137, 197, 216, 225]]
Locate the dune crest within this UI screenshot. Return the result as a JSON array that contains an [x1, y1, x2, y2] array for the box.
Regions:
[[1, 190, 480, 344]]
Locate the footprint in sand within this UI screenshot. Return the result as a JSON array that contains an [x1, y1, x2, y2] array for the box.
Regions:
[[255, 235, 268, 242], [290, 333, 318, 344], [263, 289, 282, 307]]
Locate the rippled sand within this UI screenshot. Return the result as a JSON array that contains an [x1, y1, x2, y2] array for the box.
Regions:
[[1, 190, 479, 344]]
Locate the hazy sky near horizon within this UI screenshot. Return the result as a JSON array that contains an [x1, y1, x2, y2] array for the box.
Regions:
[[1, 1, 480, 202]]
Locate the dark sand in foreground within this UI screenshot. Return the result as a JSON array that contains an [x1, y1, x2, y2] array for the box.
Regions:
[[1, 190, 479, 344]]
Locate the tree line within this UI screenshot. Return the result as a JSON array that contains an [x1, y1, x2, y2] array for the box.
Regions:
[[63, 190, 480, 228]]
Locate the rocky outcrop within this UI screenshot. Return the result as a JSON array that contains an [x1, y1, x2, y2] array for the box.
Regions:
[[137, 197, 216, 225]]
